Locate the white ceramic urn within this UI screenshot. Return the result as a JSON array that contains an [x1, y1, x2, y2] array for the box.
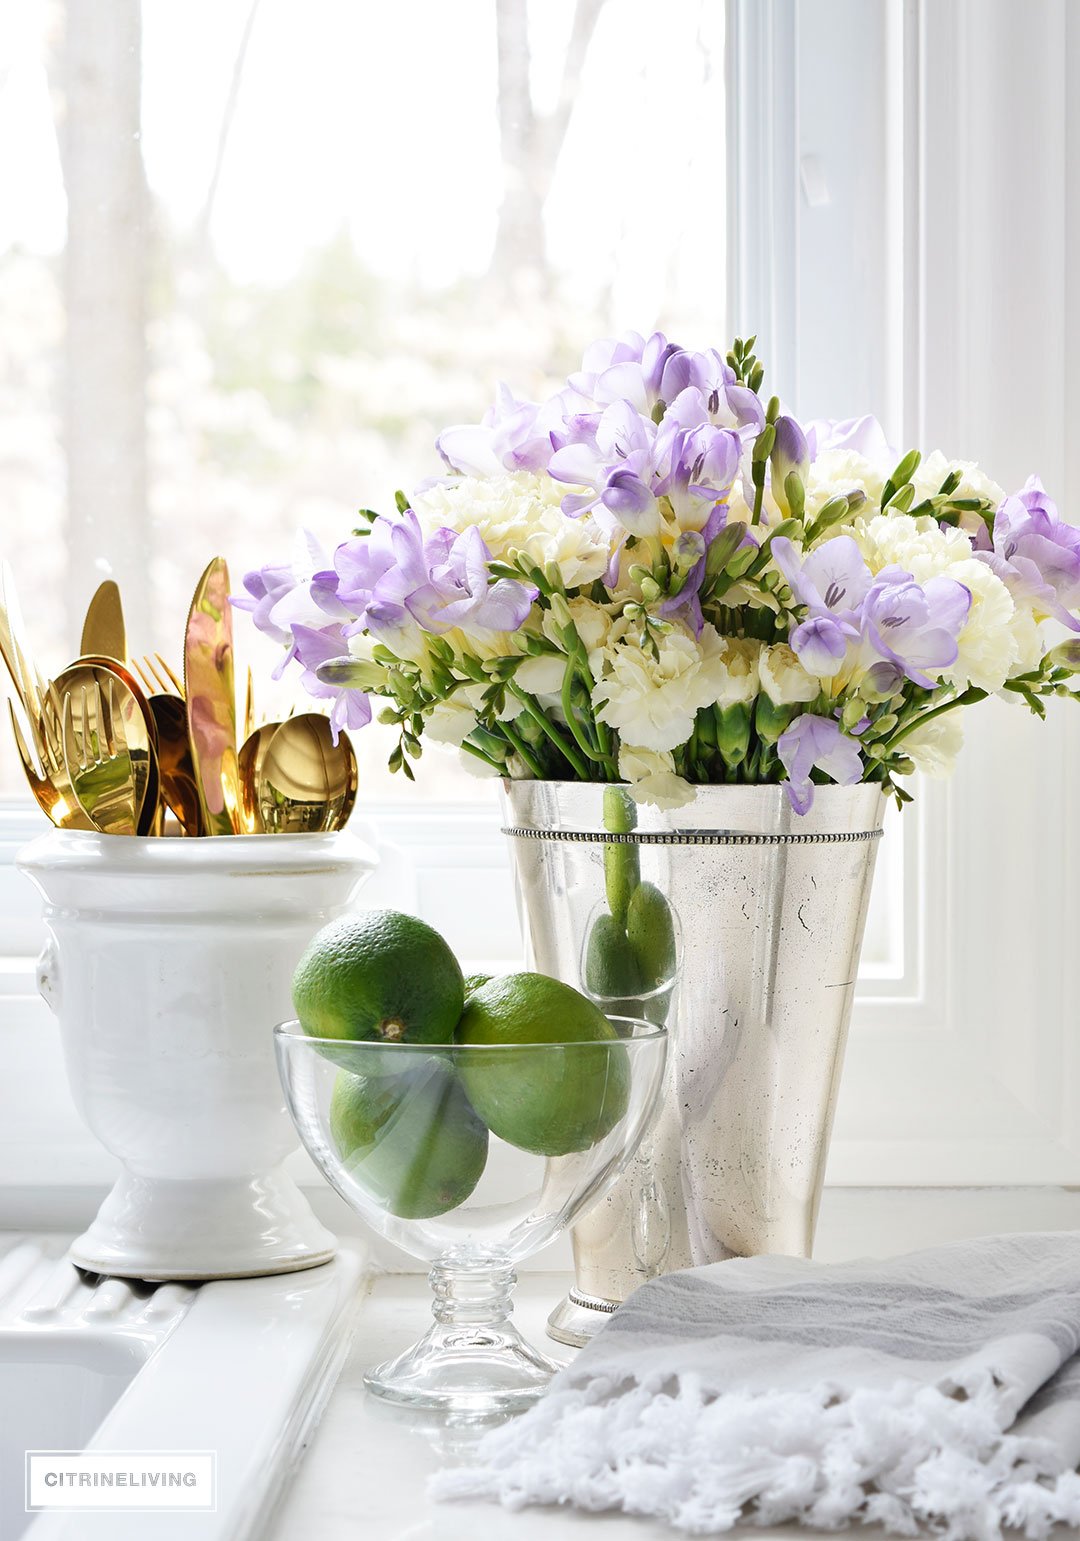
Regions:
[[18, 827, 377, 1281]]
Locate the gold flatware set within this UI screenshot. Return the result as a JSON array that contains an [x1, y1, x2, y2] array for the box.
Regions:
[[1, 558, 358, 837]]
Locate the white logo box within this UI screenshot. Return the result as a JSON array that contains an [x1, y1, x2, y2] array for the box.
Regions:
[[26, 1451, 216, 1512]]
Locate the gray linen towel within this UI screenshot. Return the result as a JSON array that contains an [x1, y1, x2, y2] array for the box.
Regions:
[[431, 1233, 1080, 1538]]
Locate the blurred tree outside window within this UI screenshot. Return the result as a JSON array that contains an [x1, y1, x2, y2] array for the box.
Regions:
[[0, 0, 727, 799]]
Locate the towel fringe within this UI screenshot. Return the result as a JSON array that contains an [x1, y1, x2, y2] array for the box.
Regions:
[[429, 1374, 1080, 1539]]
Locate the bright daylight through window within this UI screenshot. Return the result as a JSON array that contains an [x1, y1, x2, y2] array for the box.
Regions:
[[0, 0, 901, 975]]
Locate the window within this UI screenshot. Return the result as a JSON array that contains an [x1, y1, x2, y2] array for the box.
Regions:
[[0, 0, 726, 802], [3, 0, 1079, 1203]]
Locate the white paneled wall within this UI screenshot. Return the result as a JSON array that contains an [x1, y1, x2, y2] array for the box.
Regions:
[[730, 0, 1080, 1183]]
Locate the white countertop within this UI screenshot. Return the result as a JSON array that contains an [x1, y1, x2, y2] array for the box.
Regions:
[[266, 1187, 1080, 1540]]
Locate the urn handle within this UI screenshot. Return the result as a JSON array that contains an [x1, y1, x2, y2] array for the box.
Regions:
[[36, 935, 61, 1016]]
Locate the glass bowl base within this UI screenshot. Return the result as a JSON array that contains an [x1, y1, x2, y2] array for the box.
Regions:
[[363, 1318, 562, 1413]]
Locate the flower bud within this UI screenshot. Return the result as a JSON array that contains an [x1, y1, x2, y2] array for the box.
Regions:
[[547, 591, 573, 630], [755, 693, 794, 745], [1046, 640, 1080, 674], [716, 702, 751, 767], [770, 416, 809, 518], [841, 697, 866, 731]]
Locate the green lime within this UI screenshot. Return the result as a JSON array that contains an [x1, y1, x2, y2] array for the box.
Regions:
[[463, 972, 493, 999], [329, 1060, 488, 1219], [584, 912, 646, 1013], [292, 909, 464, 1045], [456, 973, 630, 1157], [627, 882, 677, 990]]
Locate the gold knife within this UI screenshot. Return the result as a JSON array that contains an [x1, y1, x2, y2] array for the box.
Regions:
[[183, 557, 242, 835], [80, 580, 127, 662]]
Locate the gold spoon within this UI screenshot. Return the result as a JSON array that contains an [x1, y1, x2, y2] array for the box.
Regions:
[[255, 714, 358, 834], [129, 657, 201, 836], [50, 663, 156, 833], [143, 694, 202, 836], [237, 720, 282, 833]]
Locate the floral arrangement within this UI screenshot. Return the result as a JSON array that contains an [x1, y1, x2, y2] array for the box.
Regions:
[[235, 332, 1080, 813]]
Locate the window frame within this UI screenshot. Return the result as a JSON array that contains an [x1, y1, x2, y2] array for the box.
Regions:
[[3, 0, 1080, 1216]]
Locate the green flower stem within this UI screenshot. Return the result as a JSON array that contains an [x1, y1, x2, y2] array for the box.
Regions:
[[460, 738, 505, 773], [498, 719, 548, 780], [560, 660, 618, 776], [507, 683, 591, 779], [888, 686, 988, 748], [595, 714, 614, 766]]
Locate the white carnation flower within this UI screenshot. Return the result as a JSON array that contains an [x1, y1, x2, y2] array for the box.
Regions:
[[426, 696, 480, 746], [942, 558, 1020, 693], [805, 450, 887, 520], [591, 625, 758, 753], [910, 450, 1004, 510], [712, 636, 763, 703], [617, 747, 695, 810], [542, 596, 613, 657], [854, 512, 974, 578], [412, 471, 611, 589], [514, 654, 565, 697], [426, 682, 523, 745], [759, 643, 820, 706], [899, 714, 964, 778]]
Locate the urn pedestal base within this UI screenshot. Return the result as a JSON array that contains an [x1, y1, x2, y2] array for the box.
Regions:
[[18, 827, 376, 1284], [71, 1168, 337, 1281]]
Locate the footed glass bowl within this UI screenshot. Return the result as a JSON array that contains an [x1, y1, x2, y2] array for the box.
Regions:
[[274, 1018, 667, 1411]]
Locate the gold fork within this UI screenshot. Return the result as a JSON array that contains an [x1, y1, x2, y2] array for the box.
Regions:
[[131, 653, 185, 699], [7, 699, 95, 830], [62, 679, 140, 836]]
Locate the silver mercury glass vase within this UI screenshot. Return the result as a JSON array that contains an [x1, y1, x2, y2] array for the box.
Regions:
[[499, 779, 887, 1346]]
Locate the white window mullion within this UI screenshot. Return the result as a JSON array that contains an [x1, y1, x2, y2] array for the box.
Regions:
[[730, 0, 1080, 1185]]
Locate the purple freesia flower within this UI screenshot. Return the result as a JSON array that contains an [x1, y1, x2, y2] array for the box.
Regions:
[[336, 510, 537, 644], [791, 615, 852, 675], [436, 383, 570, 477], [232, 561, 298, 647], [976, 476, 1080, 631], [804, 414, 895, 465], [549, 390, 741, 544], [568, 331, 676, 411], [569, 333, 765, 433], [772, 535, 873, 620], [654, 417, 741, 529], [661, 354, 765, 433], [860, 569, 971, 689], [777, 713, 863, 814], [283, 623, 372, 742], [548, 401, 660, 535], [233, 532, 348, 646], [775, 537, 971, 688]]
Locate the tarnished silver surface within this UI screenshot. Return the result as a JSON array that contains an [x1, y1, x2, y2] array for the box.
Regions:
[[500, 781, 886, 1344]]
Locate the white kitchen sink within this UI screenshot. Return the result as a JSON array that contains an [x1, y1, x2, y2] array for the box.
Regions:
[[0, 1235, 364, 1541]]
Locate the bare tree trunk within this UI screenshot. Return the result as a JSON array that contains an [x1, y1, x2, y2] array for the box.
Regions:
[[491, 0, 606, 289], [60, 0, 150, 646], [195, 0, 262, 261]]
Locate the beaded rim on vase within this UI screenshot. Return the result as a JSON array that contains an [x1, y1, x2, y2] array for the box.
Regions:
[[501, 825, 885, 846]]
